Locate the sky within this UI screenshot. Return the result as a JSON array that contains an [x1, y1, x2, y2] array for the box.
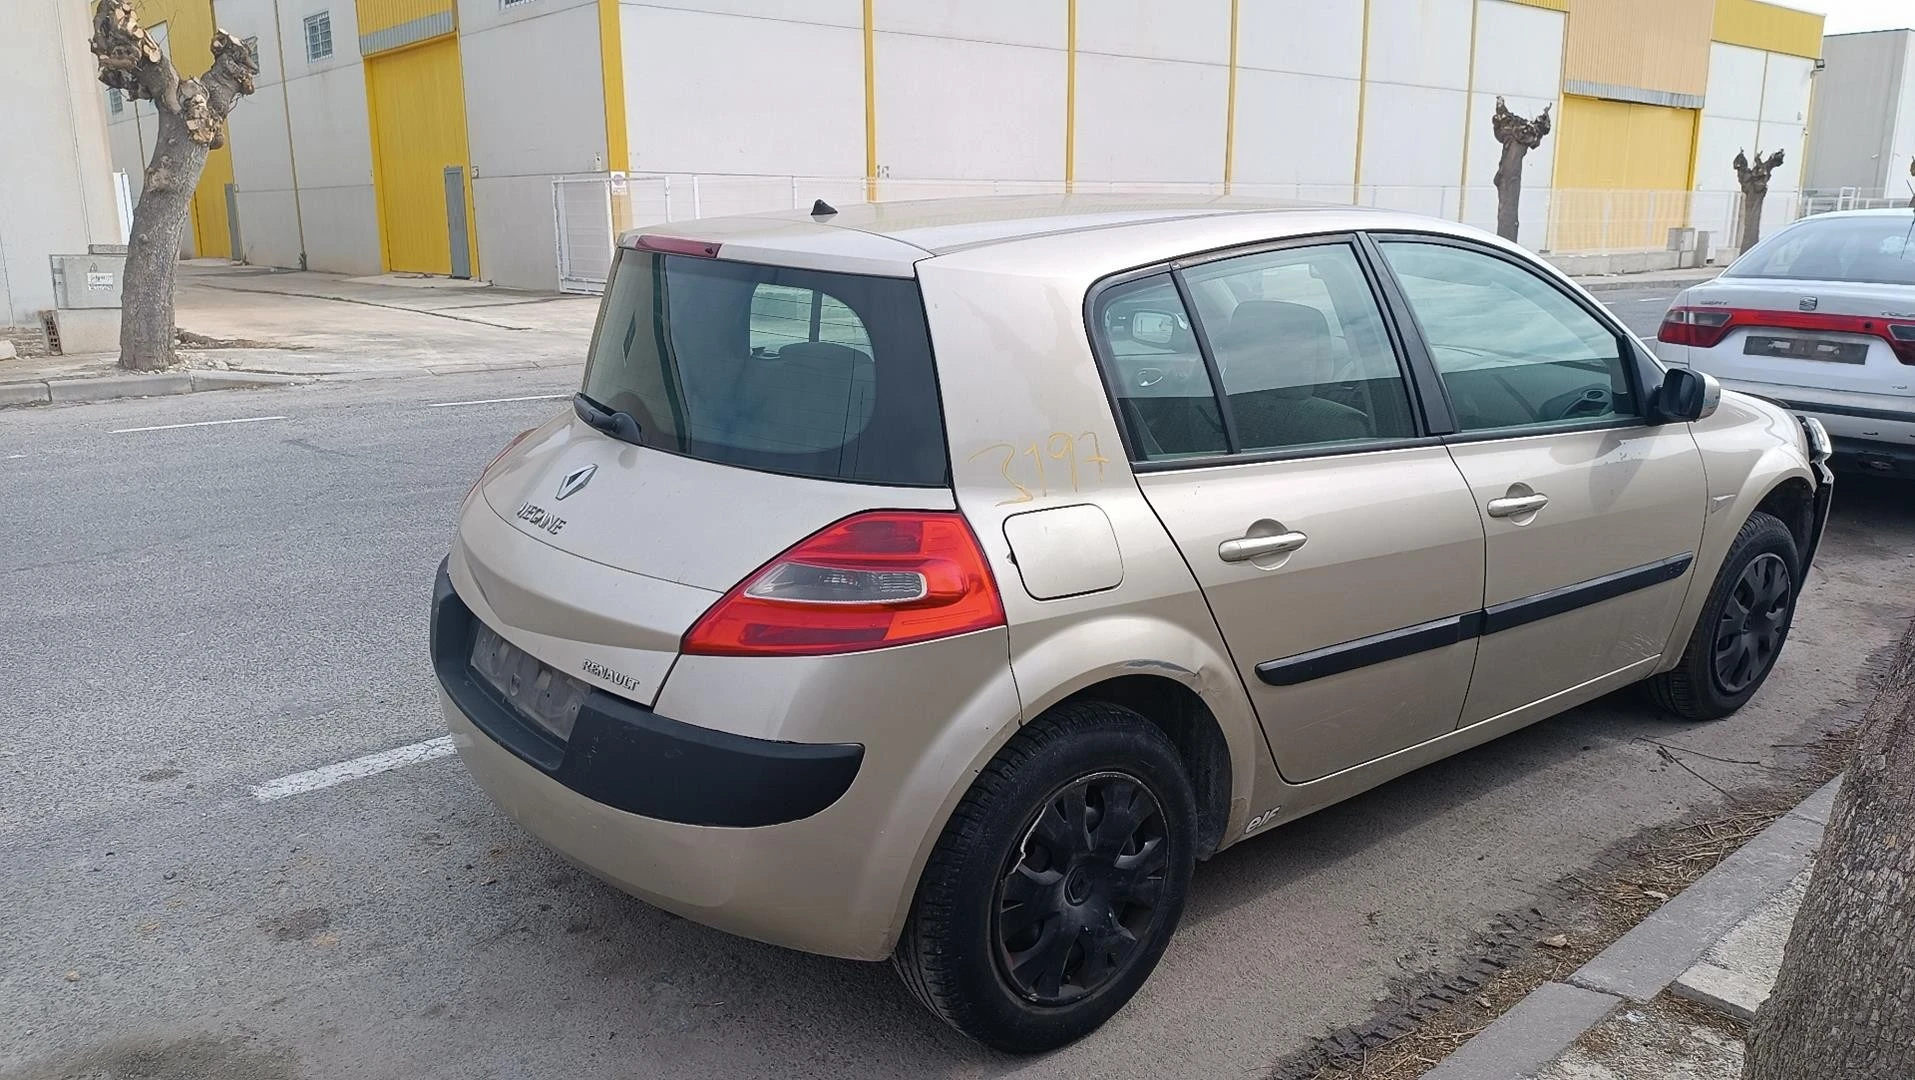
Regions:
[[1786, 0, 1914, 35]]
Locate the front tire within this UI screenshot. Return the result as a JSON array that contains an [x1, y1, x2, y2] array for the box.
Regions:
[[1647, 511, 1800, 720], [892, 702, 1197, 1053]]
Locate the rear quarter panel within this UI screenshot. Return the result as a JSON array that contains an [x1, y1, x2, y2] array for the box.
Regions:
[[912, 244, 1282, 850]]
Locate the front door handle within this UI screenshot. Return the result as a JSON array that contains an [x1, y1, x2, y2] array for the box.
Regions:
[[1486, 493, 1550, 518], [1218, 530, 1309, 563]]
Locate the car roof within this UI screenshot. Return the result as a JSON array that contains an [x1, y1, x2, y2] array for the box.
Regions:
[[623, 194, 1487, 278]]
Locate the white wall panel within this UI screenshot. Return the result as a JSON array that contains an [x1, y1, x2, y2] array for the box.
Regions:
[[298, 184, 381, 274], [1695, 115, 1758, 192], [1472, 1, 1562, 99], [1762, 54, 1813, 127], [1236, 0, 1362, 80], [463, 2, 607, 177], [876, 0, 1063, 49], [1076, 0, 1228, 65], [460, 0, 594, 36], [1073, 54, 1227, 183], [622, 6, 863, 176], [874, 34, 1064, 180], [285, 64, 372, 191], [227, 83, 296, 193], [1360, 83, 1466, 187], [1366, 0, 1471, 92], [1705, 43, 1766, 121], [1231, 69, 1360, 186], [233, 188, 303, 267], [618, 0, 859, 29], [474, 174, 562, 289], [106, 114, 150, 203]]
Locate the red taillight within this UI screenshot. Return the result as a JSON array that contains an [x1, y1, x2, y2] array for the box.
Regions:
[[633, 233, 720, 258], [1659, 305, 1915, 363], [1657, 307, 1734, 347], [682, 511, 1006, 657], [467, 427, 535, 501]]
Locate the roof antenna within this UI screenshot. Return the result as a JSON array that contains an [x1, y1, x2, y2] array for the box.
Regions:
[[811, 199, 838, 218]]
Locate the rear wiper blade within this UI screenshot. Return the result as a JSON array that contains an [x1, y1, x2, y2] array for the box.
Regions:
[[572, 392, 643, 445]]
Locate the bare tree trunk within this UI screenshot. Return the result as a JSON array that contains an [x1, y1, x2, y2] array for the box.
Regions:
[[1743, 619, 1915, 1080], [90, 0, 255, 372], [1732, 149, 1785, 257], [121, 112, 210, 371], [1490, 97, 1551, 245], [1737, 191, 1767, 255]]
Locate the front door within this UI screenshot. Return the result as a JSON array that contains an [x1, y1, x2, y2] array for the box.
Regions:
[[1095, 240, 1486, 783], [1372, 238, 1708, 726]]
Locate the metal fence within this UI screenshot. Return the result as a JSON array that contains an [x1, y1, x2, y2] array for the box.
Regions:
[[550, 172, 1879, 295]]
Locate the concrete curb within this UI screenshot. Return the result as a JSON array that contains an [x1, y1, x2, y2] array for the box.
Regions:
[[0, 368, 310, 409], [1422, 777, 1840, 1080]]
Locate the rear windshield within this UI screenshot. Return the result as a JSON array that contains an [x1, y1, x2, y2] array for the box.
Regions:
[[1726, 214, 1915, 286], [580, 248, 948, 486]]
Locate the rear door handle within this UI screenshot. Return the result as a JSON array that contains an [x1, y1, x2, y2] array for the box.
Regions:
[[1218, 531, 1309, 563], [1486, 493, 1550, 518]]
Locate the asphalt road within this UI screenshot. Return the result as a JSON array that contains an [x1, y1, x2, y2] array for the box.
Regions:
[[5, 285, 1913, 1080]]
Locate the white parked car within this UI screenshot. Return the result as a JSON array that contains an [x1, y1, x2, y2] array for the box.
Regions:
[[1656, 208, 1915, 477]]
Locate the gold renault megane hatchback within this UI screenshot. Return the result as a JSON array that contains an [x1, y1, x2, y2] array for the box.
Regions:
[[432, 195, 1833, 1052]]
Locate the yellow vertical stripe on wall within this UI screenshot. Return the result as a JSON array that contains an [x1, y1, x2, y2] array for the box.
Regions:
[[862, 0, 877, 200], [1457, 0, 1480, 219], [1553, 95, 1697, 251], [1563, 0, 1713, 99], [1352, 0, 1373, 197], [1712, 0, 1823, 60], [1066, 0, 1077, 188], [598, 0, 630, 230], [1223, 0, 1239, 187], [355, 0, 455, 38], [364, 36, 477, 276]]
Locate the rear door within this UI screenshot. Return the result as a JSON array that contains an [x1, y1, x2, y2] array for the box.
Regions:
[[1371, 236, 1707, 728], [1097, 238, 1486, 783]]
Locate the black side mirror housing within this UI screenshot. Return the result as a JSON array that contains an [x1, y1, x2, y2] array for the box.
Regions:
[[1653, 366, 1721, 422]]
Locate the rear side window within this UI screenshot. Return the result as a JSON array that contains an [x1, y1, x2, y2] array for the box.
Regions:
[[581, 249, 947, 486]]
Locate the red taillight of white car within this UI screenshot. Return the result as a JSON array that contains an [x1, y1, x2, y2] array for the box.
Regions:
[[1659, 306, 1915, 364], [682, 511, 1006, 657]]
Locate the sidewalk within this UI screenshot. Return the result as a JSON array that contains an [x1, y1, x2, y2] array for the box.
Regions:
[[1, 261, 598, 407], [1424, 779, 1836, 1080]]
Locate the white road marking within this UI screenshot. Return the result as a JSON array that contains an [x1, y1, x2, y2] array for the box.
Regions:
[[4, 453, 24, 459], [110, 415, 288, 434], [252, 736, 456, 802], [425, 394, 568, 408]]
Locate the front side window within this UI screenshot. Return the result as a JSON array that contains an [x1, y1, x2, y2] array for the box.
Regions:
[[580, 249, 946, 486], [1180, 243, 1416, 452], [1377, 241, 1635, 433]]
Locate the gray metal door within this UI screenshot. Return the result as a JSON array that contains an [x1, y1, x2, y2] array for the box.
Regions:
[[225, 183, 244, 263], [444, 165, 471, 279]]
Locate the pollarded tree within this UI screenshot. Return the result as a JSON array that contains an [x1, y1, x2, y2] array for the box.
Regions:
[[1732, 149, 1785, 255], [1491, 97, 1551, 244], [90, 0, 257, 372], [1743, 618, 1915, 1080]]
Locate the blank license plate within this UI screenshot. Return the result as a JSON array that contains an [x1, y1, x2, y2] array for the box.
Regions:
[[470, 624, 588, 741], [1744, 335, 1868, 364]]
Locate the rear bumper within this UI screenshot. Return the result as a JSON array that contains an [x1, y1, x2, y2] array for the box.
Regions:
[[431, 560, 863, 828], [432, 556, 1023, 961], [1713, 380, 1915, 477]]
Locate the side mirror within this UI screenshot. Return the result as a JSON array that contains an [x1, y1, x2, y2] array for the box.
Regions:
[[1655, 367, 1721, 422], [1130, 310, 1177, 347]]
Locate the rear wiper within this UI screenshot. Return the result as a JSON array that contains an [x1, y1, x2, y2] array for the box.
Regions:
[[572, 392, 643, 446]]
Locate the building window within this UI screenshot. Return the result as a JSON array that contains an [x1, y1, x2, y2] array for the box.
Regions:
[[108, 88, 124, 115], [244, 35, 261, 69], [303, 12, 333, 61]]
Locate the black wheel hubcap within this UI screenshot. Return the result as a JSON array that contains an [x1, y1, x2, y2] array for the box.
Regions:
[[994, 771, 1170, 1005], [1713, 552, 1792, 694]]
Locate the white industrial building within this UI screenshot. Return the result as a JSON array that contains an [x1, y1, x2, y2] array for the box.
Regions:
[[1804, 28, 1915, 199], [97, 0, 1825, 292]]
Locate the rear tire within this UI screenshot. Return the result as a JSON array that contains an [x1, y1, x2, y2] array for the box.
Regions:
[[1646, 511, 1800, 720], [892, 702, 1196, 1053]]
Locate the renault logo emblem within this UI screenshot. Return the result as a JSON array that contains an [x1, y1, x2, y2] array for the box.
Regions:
[[555, 464, 597, 500]]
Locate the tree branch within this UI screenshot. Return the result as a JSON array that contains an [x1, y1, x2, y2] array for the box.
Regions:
[[91, 0, 180, 114]]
